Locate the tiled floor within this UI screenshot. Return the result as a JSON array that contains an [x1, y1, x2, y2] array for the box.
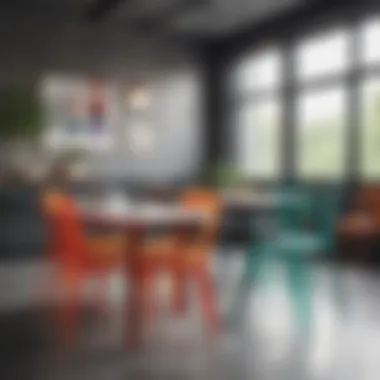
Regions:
[[1, 250, 380, 380]]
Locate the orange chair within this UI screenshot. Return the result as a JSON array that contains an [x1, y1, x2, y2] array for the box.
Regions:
[[338, 185, 380, 262], [338, 186, 380, 237], [41, 190, 126, 343], [176, 188, 221, 332], [145, 187, 221, 332]]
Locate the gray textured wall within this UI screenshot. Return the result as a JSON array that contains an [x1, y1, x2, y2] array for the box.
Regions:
[[0, 18, 205, 309], [0, 18, 204, 183]]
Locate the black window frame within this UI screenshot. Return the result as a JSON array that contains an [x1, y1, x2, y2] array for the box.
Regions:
[[221, 3, 380, 186]]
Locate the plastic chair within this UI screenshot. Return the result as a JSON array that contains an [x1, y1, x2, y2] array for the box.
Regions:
[[41, 190, 126, 343], [144, 187, 221, 332], [175, 188, 221, 331], [338, 185, 380, 262], [230, 185, 341, 329]]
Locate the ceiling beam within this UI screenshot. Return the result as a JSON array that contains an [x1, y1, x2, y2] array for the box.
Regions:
[[86, 0, 208, 29], [132, 0, 208, 32], [0, 0, 79, 20], [220, 0, 380, 59], [86, 0, 134, 22]]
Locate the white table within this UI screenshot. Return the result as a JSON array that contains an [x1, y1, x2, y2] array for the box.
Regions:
[[78, 201, 207, 346], [81, 203, 206, 227], [221, 190, 277, 209]]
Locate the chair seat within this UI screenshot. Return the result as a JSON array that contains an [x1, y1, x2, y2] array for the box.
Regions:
[[182, 245, 212, 267], [143, 236, 212, 268], [338, 214, 378, 236], [271, 232, 326, 255], [143, 236, 177, 254], [86, 235, 126, 266]]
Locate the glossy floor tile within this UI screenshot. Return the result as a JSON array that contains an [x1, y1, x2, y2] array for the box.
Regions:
[[1, 251, 380, 380]]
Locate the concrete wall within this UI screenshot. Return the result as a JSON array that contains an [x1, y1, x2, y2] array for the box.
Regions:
[[0, 18, 205, 310], [0, 18, 204, 183]]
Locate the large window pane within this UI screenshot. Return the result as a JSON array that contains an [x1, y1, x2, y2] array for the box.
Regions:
[[238, 98, 281, 179], [360, 77, 380, 179], [236, 48, 282, 93], [360, 18, 380, 66], [296, 30, 349, 81], [296, 87, 347, 179]]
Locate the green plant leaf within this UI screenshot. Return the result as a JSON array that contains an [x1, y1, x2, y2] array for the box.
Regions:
[[0, 85, 45, 140]]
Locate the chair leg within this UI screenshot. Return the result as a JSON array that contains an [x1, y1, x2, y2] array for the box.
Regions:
[[171, 267, 187, 314], [39, 266, 58, 323], [330, 268, 350, 321], [228, 245, 268, 325], [142, 269, 156, 324], [126, 271, 145, 348], [195, 267, 220, 333], [95, 271, 109, 321], [58, 271, 83, 345], [284, 258, 312, 330]]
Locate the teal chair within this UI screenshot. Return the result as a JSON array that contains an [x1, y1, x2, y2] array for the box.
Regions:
[[229, 185, 341, 329]]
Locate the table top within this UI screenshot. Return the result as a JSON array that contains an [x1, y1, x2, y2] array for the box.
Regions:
[[221, 190, 276, 209], [77, 190, 277, 221], [80, 202, 207, 227]]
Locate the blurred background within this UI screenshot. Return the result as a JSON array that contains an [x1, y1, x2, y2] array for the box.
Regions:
[[2, 0, 380, 379]]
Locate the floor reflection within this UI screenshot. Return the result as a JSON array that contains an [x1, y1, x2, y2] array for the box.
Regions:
[[2, 250, 380, 380]]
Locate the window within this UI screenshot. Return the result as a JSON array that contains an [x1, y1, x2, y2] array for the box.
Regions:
[[238, 98, 281, 178], [233, 17, 380, 183], [360, 77, 380, 179], [294, 29, 349, 180], [236, 48, 282, 93], [235, 48, 283, 179], [296, 88, 347, 179], [359, 18, 380, 180], [360, 18, 380, 66], [296, 29, 350, 81]]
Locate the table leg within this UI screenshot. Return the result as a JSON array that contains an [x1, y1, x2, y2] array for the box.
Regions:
[[170, 225, 193, 314], [195, 267, 220, 333], [171, 265, 187, 314], [125, 224, 146, 348]]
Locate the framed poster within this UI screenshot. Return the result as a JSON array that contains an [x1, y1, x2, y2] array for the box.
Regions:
[[42, 75, 116, 151]]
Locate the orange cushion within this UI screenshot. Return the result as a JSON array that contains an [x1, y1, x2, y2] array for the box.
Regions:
[[338, 214, 377, 236], [86, 235, 126, 266], [143, 236, 177, 253], [42, 191, 68, 212]]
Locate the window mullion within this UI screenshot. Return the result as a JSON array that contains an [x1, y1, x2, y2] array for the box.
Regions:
[[347, 19, 361, 182], [282, 41, 296, 183]]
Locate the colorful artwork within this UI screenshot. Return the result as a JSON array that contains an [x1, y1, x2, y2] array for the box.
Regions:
[[88, 77, 108, 134], [42, 76, 115, 151]]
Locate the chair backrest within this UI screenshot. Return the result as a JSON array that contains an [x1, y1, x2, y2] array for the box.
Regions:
[[313, 186, 342, 246], [180, 187, 221, 246], [275, 184, 314, 231], [354, 186, 379, 209], [42, 190, 86, 266], [274, 184, 341, 248], [354, 185, 380, 225]]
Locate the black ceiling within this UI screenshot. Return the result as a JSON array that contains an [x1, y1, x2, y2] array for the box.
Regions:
[[2, 0, 378, 44], [0, 0, 308, 39], [86, 0, 129, 21], [86, 0, 208, 25]]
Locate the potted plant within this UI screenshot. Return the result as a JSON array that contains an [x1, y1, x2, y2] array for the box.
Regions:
[[56, 148, 91, 180], [0, 85, 45, 180], [202, 163, 247, 189]]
